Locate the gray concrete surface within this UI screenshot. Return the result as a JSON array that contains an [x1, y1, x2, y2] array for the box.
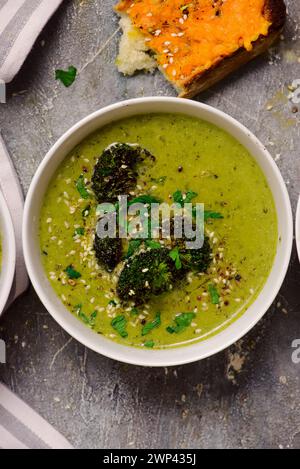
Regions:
[[0, 0, 300, 449]]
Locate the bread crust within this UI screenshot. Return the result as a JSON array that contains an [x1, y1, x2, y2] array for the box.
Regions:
[[179, 0, 286, 98]]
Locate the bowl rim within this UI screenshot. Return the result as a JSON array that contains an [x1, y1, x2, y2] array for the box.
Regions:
[[0, 190, 16, 316], [23, 97, 293, 367]]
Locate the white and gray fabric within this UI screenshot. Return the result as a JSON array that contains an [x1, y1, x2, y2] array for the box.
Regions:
[[0, 383, 73, 449], [0, 0, 64, 83], [0, 134, 29, 307]]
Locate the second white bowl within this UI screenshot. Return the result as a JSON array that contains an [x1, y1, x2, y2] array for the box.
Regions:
[[0, 190, 16, 316]]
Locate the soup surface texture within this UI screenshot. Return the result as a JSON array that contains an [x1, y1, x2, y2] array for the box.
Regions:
[[40, 113, 277, 349]]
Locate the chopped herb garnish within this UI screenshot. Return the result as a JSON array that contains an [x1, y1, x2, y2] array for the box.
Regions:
[[131, 307, 139, 316], [126, 239, 142, 258], [80, 312, 89, 324], [145, 239, 161, 250], [74, 227, 85, 236], [55, 66, 77, 87], [142, 312, 161, 336], [111, 315, 128, 338], [204, 211, 224, 221], [65, 265, 81, 279], [208, 284, 220, 304], [144, 340, 155, 348], [82, 205, 91, 218], [166, 312, 196, 334], [74, 304, 96, 327], [173, 190, 198, 207], [75, 304, 82, 315], [76, 175, 90, 199], [169, 247, 182, 270], [90, 311, 98, 325]]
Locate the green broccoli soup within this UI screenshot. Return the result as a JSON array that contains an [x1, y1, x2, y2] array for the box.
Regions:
[[39, 113, 277, 349]]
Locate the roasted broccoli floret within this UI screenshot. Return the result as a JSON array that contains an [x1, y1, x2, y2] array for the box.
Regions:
[[92, 143, 155, 203], [117, 248, 185, 305], [179, 236, 212, 273], [94, 234, 122, 272], [117, 233, 212, 304]]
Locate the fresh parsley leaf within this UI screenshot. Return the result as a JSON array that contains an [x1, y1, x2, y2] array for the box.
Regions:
[[76, 175, 90, 199], [169, 247, 182, 270], [74, 227, 85, 236], [173, 190, 184, 206], [111, 315, 128, 338], [65, 265, 81, 279], [185, 190, 198, 203], [74, 304, 82, 314], [144, 340, 155, 348], [173, 190, 198, 207], [126, 239, 142, 258], [166, 312, 196, 334], [88, 311, 98, 328], [80, 312, 89, 324], [145, 240, 161, 250], [208, 284, 220, 304], [204, 211, 224, 221], [90, 311, 98, 324], [75, 304, 87, 322], [55, 66, 77, 87], [75, 305, 96, 327], [142, 312, 161, 336]]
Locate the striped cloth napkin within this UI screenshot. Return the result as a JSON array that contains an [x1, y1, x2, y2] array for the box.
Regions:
[[0, 0, 63, 83], [0, 384, 73, 449]]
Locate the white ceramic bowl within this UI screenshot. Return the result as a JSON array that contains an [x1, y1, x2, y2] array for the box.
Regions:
[[296, 197, 300, 261], [0, 190, 16, 316], [23, 97, 293, 367]]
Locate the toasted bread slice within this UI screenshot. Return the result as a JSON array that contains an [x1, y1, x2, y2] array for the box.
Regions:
[[115, 0, 286, 98]]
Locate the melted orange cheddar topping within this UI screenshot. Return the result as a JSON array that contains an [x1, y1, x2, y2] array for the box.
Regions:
[[116, 0, 271, 85]]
